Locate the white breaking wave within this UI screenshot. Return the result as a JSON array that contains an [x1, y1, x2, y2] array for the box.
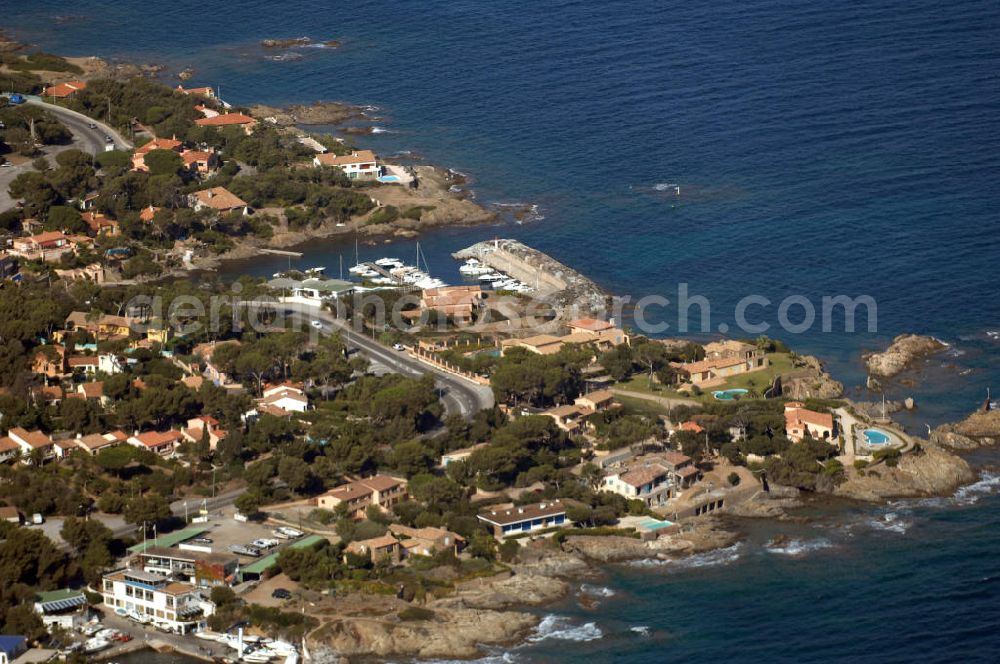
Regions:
[[628, 543, 744, 570], [653, 182, 679, 192], [868, 511, 912, 534], [529, 615, 603, 643], [764, 538, 835, 556], [415, 654, 517, 664], [371, 126, 394, 134], [579, 584, 615, 598], [952, 470, 1000, 506], [630, 625, 651, 637]]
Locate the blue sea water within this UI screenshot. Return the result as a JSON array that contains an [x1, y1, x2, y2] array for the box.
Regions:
[[7, 0, 1000, 425], [6, 2, 1000, 661]]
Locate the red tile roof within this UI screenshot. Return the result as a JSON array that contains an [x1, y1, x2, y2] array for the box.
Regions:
[[195, 113, 256, 127], [44, 81, 87, 98]]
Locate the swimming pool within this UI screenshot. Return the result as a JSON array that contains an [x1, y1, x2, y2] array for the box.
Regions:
[[713, 388, 749, 401], [377, 175, 401, 183], [864, 429, 892, 445]]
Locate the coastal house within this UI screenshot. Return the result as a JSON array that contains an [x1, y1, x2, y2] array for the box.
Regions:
[[660, 450, 699, 490], [565, 318, 630, 349], [500, 334, 565, 356], [194, 104, 219, 119], [784, 402, 835, 443], [409, 285, 484, 323], [703, 340, 767, 367], [139, 205, 162, 223], [676, 420, 704, 435], [439, 442, 488, 467], [43, 80, 87, 98], [193, 340, 242, 388], [80, 211, 119, 236], [255, 382, 309, 415], [32, 346, 67, 379], [315, 475, 408, 520], [101, 569, 215, 633], [176, 85, 216, 99], [64, 311, 134, 339], [55, 263, 106, 284], [67, 355, 99, 375], [182, 416, 228, 450], [0, 437, 20, 464], [344, 535, 401, 564], [180, 149, 216, 175], [189, 187, 248, 215], [602, 462, 672, 507], [574, 389, 616, 412], [543, 404, 592, 434], [477, 500, 567, 539], [9, 231, 72, 262], [131, 137, 184, 172], [313, 150, 380, 180], [388, 524, 465, 558], [266, 276, 356, 305], [33, 589, 90, 630], [73, 431, 128, 456], [76, 381, 109, 406], [7, 428, 55, 463], [30, 385, 64, 406], [133, 546, 238, 588], [0, 506, 20, 524], [195, 112, 257, 134], [128, 430, 184, 457], [676, 341, 768, 388]]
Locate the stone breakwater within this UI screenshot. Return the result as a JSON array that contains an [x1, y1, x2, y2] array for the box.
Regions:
[[453, 238, 608, 314]]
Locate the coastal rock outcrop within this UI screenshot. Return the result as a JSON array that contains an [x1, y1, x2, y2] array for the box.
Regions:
[[249, 101, 368, 126], [563, 519, 739, 562], [262, 36, 313, 48], [310, 607, 538, 660], [931, 407, 1000, 450], [834, 442, 973, 502], [864, 334, 946, 378], [782, 355, 844, 399]]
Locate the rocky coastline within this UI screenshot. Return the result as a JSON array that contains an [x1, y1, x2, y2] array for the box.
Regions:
[[864, 333, 947, 379]]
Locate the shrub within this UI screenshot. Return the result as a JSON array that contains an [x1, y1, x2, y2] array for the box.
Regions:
[[398, 607, 435, 621], [727, 472, 741, 486], [873, 447, 902, 468], [367, 205, 399, 225]]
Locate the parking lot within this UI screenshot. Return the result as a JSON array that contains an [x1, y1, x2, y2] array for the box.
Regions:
[[164, 506, 288, 561]]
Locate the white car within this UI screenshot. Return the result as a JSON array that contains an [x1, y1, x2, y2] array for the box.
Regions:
[[392, 343, 405, 351], [310, 320, 323, 330]]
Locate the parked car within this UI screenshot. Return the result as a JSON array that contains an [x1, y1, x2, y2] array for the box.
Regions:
[[392, 343, 405, 351], [271, 588, 292, 600], [87, 122, 97, 129], [310, 320, 323, 330]]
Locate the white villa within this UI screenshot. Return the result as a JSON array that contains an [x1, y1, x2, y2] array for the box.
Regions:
[[101, 569, 214, 634]]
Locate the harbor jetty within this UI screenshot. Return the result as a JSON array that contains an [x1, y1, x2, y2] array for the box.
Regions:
[[453, 239, 607, 314]]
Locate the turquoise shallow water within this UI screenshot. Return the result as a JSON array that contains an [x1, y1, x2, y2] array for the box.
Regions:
[[6, 2, 1000, 661]]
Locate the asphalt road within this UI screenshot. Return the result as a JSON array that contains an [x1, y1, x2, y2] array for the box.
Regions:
[[282, 303, 494, 420], [0, 97, 131, 212]]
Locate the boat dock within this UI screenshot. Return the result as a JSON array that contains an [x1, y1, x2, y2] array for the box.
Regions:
[[452, 239, 607, 312]]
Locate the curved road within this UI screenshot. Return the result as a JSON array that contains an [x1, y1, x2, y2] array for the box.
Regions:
[[0, 97, 132, 212], [26, 97, 132, 152], [281, 303, 494, 419]]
